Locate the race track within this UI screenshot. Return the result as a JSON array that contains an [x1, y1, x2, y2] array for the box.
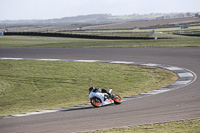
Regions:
[[0, 47, 200, 133]]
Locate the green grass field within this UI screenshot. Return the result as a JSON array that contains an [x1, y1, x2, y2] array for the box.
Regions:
[[60, 25, 200, 38], [1, 25, 199, 48], [0, 34, 200, 48], [86, 119, 200, 133], [0, 60, 177, 116]]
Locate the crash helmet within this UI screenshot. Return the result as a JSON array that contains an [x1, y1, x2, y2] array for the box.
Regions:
[[93, 88, 101, 93], [89, 87, 95, 93]]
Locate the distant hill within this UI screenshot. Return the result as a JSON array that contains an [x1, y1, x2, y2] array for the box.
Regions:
[[60, 14, 111, 22], [0, 12, 199, 31]]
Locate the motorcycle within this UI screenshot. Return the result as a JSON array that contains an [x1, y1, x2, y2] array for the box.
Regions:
[[89, 87, 122, 107]]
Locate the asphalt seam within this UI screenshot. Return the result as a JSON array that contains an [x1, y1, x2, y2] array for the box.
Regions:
[[0, 57, 197, 119]]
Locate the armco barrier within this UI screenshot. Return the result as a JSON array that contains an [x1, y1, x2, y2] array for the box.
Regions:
[[4, 32, 169, 40], [173, 33, 200, 37]]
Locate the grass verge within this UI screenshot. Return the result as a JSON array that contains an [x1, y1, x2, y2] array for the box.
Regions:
[[0, 34, 200, 48], [0, 60, 178, 116], [86, 119, 200, 133]]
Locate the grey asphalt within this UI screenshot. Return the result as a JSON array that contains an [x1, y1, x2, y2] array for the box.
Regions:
[[0, 47, 200, 133]]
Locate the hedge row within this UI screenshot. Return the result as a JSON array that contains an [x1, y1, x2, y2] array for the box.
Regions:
[[173, 33, 200, 37], [4, 32, 156, 40]]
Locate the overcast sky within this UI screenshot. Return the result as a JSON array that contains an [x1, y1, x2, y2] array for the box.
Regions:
[[0, 0, 199, 20]]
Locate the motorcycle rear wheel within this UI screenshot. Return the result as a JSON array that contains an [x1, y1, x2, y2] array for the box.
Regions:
[[91, 97, 102, 107]]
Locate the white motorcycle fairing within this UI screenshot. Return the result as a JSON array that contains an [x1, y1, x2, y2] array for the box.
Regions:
[[89, 90, 114, 106]]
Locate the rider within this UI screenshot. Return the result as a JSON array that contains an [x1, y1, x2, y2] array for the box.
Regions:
[[89, 87, 111, 97]]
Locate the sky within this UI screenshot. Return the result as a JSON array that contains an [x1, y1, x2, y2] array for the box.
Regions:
[[0, 0, 200, 20]]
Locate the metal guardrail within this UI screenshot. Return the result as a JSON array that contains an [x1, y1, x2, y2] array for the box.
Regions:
[[4, 32, 163, 40]]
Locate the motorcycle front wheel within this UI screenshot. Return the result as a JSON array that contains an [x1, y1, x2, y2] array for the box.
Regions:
[[91, 97, 102, 107], [113, 94, 122, 104]]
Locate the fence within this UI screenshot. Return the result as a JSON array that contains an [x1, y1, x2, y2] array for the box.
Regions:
[[4, 32, 158, 40]]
